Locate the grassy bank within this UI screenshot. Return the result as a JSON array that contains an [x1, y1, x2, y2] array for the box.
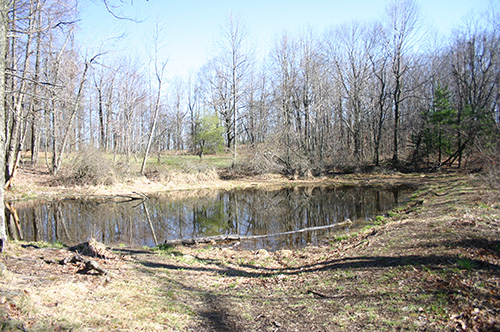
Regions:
[[1, 172, 499, 331], [6, 151, 417, 201], [6, 151, 236, 201]]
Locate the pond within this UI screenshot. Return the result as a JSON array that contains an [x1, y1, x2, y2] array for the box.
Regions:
[[6, 185, 414, 250]]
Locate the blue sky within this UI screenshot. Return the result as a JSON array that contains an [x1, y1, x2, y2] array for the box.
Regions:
[[78, 0, 496, 79]]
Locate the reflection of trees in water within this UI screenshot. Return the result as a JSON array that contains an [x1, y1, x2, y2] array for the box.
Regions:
[[11, 186, 409, 249], [227, 186, 406, 249], [5, 203, 23, 241], [13, 199, 147, 246]]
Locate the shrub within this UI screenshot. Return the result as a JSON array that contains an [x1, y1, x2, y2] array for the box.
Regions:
[[485, 162, 500, 192], [69, 149, 116, 186], [230, 145, 284, 177], [144, 164, 170, 182]]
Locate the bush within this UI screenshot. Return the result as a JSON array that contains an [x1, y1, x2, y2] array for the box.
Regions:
[[69, 149, 116, 186], [144, 163, 170, 182], [485, 163, 500, 197], [144, 160, 220, 185], [231, 145, 284, 176]]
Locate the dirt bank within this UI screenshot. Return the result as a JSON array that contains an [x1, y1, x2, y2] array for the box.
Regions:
[[6, 165, 420, 201], [1, 171, 499, 331]]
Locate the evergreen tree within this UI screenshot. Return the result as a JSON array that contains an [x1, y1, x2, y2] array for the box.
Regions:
[[425, 86, 457, 166]]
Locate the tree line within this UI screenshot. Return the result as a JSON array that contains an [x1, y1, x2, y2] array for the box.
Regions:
[[0, 0, 499, 182], [0, 0, 498, 250]]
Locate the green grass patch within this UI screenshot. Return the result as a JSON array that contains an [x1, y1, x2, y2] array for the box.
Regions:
[[387, 209, 401, 218], [15, 240, 66, 249], [427, 292, 448, 318], [152, 244, 183, 256], [477, 202, 490, 209], [159, 154, 232, 171], [331, 234, 350, 242], [374, 215, 386, 225], [457, 257, 477, 270]]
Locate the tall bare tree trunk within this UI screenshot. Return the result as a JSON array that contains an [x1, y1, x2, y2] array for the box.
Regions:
[[140, 74, 162, 175], [141, 20, 167, 175], [0, 0, 9, 252], [30, 4, 42, 166]]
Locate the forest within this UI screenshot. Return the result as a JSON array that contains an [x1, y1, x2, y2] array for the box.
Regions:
[[1, 2, 500, 330], [0, 0, 499, 184]]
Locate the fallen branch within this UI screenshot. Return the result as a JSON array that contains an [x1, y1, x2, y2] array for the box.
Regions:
[[165, 219, 352, 246], [307, 290, 346, 299], [166, 234, 242, 246], [308, 290, 328, 298]]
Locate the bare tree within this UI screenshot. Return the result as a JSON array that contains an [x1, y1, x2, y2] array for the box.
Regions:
[[186, 73, 201, 151], [4, 0, 79, 184], [367, 22, 391, 166], [29, 0, 44, 166], [116, 60, 147, 162], [207, 13, 251, 165], [0, 0, 8, 251], [52, 54, 101, 176], [325, 21, 373, 162], [271, 32, 298, 170], [295, 28, 326, 167], [93, 68, 107, 150], [446, 11, 500, 167], [171, 78, 187, 150], [5, 0, 37, 187], [140, 19, 167, 175], [384, 0, 422, 165], [240, 63, 271, 147]]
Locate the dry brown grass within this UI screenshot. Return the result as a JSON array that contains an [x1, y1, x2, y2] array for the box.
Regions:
[[0, 243, 193, 331], [2, 172, 500, 331]]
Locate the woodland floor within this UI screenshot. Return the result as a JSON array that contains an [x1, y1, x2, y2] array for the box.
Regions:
[[1, 170, 500, 331]]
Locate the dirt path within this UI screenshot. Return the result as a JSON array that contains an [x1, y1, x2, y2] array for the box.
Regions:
[[1, 172, 499, 331]]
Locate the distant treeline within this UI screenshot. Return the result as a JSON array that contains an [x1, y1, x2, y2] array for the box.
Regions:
[[2, 0, 500, 182]]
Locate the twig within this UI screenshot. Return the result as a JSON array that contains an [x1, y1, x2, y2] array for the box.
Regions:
[[308, 290, 328, 298]]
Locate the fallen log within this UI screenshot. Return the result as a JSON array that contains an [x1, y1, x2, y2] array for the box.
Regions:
[[164, 219, 352, 246], [165, 234, 243, 246]]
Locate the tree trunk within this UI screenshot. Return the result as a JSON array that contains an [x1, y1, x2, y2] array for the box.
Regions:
[[392, 74, 401, 165], [0, 0, 8, 252], [97, 83, 106, 149], [140, 76, 162, 175], [30, 2, 42, 166], [141, 22, 167, 174]]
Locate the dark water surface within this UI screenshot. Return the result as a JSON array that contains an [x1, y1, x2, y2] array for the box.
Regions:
[[7, 185, 413, 250]]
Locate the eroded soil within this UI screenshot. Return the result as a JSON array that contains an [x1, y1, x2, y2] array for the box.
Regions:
[[1, 172, 500, 331]]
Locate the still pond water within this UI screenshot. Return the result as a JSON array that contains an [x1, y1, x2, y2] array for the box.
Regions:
[[8, 185, 413, 250]]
